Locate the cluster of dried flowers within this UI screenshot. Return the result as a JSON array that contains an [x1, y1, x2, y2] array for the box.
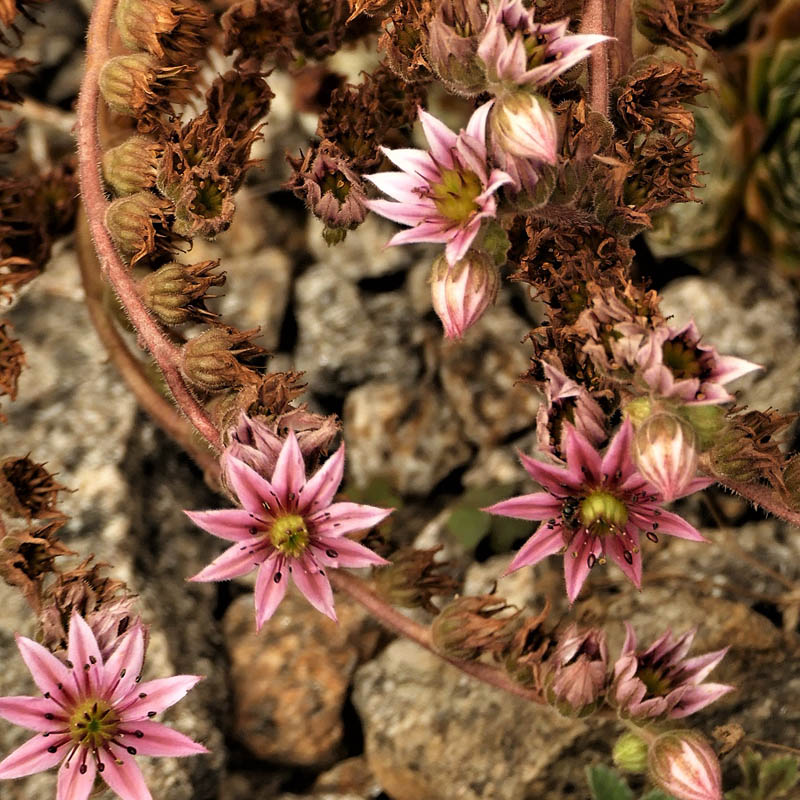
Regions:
[[1, 0, 799, 799]]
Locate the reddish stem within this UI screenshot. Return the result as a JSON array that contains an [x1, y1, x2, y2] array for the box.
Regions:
[[75, 0, 222, 453], [329, 571, 547, 704], [581, 0, 611, 115]]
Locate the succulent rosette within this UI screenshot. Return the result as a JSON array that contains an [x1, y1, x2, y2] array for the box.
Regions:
[[0, 614, 206, 800], [187, 432, 393, 627], [484, 419, 710, 602], [364, 102, 512, 266], [612, 623, 733, 720]]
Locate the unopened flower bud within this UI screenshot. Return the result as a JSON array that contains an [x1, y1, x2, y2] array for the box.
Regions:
[[431, 596, 519, 661], [680, 404, 726, 451], [181, 327, 262, 392], [546, 624, 608, 717], [426, 0, 487, 97], [104, 191, 173, 263], [430, 251, 499, 339], [492, 92, 558, 164], [648, 730, 723, 800], [99, 53, 189, 118], [137, 261, 224, 325], [613, 731, 649, 773], [634, 413, 698, 502], [102, 135, 163, 196]]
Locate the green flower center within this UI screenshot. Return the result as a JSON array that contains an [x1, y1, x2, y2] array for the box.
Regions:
[[269, 513, 310, 558], [523, 33, 551, 69], [69, 698, 120, 749], [321, 170, 351, 203], [430, 168, 482, 223], [662, 340, 703, 380], [637, 666, 672, 697], [579, 491, 628, 535]]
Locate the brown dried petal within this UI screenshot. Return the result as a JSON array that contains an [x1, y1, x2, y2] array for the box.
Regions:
[[0, 456, 67, 520]]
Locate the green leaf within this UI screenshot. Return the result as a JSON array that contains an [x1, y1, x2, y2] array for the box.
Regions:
[[641, 791, 677, 800], [586, 765, 635, 800], [759, 754, 799, 798], [446, 507, 491, 550], [488, 514, 531, 553]]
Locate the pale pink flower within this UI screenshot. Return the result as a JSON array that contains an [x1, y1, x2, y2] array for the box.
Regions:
[[484, 419, 710, 603], [635, 321, 760, 405], [477, 0, 609, 88], [648, 730, 724, 800], [633, 412, 699, 502], [364, 102, 512, 266], [0, 614, 206, 800], [187, 432, 392, 627], [536, 360, 606, 458], [430, 251, 499, 339], [547, 624, 608, 715], [612, 623, 733, 720]]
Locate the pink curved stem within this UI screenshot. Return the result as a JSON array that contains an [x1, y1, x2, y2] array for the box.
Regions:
[[75, 0, 222, 453]]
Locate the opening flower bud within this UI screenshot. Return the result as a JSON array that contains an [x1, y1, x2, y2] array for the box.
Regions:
[[612, 731, 649, 773], [102, 136, 163, 196], [430, 251, 500, 339], [633, 412, 698, 502], [491, 92, 558, 164], [647, 730, 723, 800]]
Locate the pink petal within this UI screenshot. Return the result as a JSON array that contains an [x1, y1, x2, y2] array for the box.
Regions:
[[418, 108, 458, 168], [0, 733, 68, 779], [57, 750, 96, 800], [601, 418, 636, 483], [387, 221, 454, 247], [466, 100, 494, 146], [103, 625, 145, 703], [0, 696, 64, 732], [711, 354, 761, 384], [292, 559, 337, 621], [67, 613, 104, 697], [119, 721, 208, 757], [444, 222, 481, 265], [649, 509, 710, 542], [365, 197, 433, 226], [606, 530, 642, 590], [312, 536, 390, 569], [504, 521, 564, 574], [98, 743, 152, 800], [484, 492, 562, 521], [297, 444, 345, 516], [364, 170, 427, 201], [311, 501, 393, 537], [224, 456, 281, 516], [563, 532, 601, 604], [518, 452, 581, 495], [119, 675, 203, 721], [189, 539, 269, 582], [671, 683, 734, 718], [271, 432, 307, 506], [184, 509, 262, 542], [564, 425, 603, 484], [380, 146, 439, 182], [681, 647, 729, 684], [254, 556, 289, 630], [16, 635, 73, 702]]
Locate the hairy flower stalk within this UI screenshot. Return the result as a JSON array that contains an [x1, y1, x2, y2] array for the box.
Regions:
[[484, 420, 710, 602], [612, 623, 733, 720], [0, 614, 206, 800], [365, 103, 512, 266], [187, 432, 393, 627]]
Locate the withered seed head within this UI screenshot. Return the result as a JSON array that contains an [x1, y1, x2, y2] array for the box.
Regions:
[[0, 321, 25, 402], [104, 190, 175, 264], [0, 456, 67, 520], [116, 0, 210, 66], [102, 135, 164, 196], [634, 0, 723, 57], [181, 326, 264, 392], [372, 546, 459, 613], [137, 260, 225, 325]]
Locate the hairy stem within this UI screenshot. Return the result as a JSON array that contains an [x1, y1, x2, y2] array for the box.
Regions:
[[581, 0, 611, 115], [75, 0, 222, 453], [76, 212, 221, 479], [699, 454, 800, 529], [614, 0, 634, 79], [329, 571, 546, 705]]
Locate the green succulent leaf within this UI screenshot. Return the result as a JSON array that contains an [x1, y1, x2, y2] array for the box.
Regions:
[[586, 765, 635, 800]]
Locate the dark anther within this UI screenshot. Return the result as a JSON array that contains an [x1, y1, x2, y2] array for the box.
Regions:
[[44, 713, 54, 720], [98, 763, 105, 772], [147, 711, 156, 718], [127, 746, 137, 755], [647, 531, 659, 543], [89, 656, 97, 664], [80, 764, 88, 774], [587, 553, 597, 569], [65, 660, 73, 669], [135, 730, 144, 738], [47, 745, 58, 753], [274, 571, 282, 583], [325, 548, 338, 558], [623, 550, 633, 564], [139, 692, 147, 698]]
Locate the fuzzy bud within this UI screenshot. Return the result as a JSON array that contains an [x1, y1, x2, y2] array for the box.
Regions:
[[425, 0, 487, 97], [431, 596, 520, 661], [633, 412, 698, 502], [104, 191, 173, 263], [430, 251, 499, 339], [492, 92, 558, 164], [181, 327, 262, 392], [612, 731, 649, 773], [647, 730, 723, 800], [102, 136, 163, 196], [137, 261, 224, 325], [546, 624, 608, 717], [680, 404, 726, 451]]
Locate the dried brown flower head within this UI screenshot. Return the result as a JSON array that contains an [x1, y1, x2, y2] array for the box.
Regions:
[[379, 0, 433, 82], [137, 260, 225, 325], [104, 190, 178, 265], [221, 0, 301, 67], [102, 135, 164, 196], [373, 545, 459, 613], [0, 321, 24, 403], [181, 326, 266, 392], [634, 0, 723, 57], [0, 456, 67, 520]]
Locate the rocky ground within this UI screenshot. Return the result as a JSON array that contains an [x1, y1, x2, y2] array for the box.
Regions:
[[2, 5, 800, 798]]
